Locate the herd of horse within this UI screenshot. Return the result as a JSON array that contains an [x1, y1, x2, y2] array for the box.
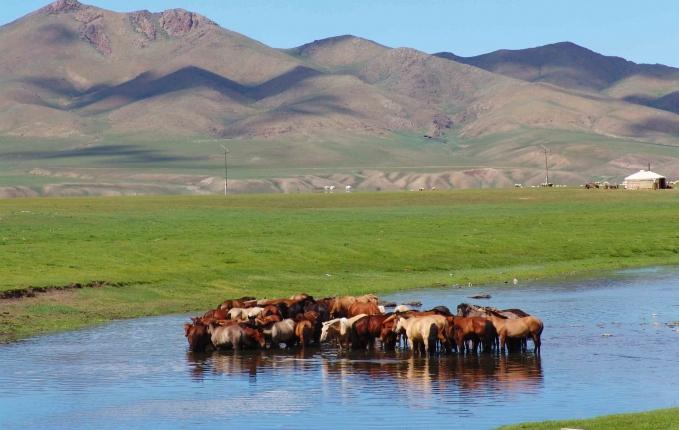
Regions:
[[183, 293, 544, 355]]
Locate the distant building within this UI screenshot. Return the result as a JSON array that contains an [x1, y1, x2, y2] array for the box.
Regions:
[[623, 170, 667, 190]]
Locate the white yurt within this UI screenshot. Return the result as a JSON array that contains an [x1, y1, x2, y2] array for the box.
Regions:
[[623, 170, 667, 190]]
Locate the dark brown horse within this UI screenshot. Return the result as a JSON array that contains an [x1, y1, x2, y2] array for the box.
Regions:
[[184, 320, 213, 352], [350, 314, 390, 350], [447, 316, 496, 354]]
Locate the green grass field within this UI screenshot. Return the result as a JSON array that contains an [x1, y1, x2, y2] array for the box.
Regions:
[[500, 407, 679, 429], [1, 188, 679, 342]]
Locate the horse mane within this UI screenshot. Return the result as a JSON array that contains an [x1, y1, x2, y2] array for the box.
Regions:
[[503, 308, 531, 317], [486, 308, 508, 319]]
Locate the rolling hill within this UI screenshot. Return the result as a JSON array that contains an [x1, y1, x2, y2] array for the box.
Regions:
[[0, 0, 678, 196]]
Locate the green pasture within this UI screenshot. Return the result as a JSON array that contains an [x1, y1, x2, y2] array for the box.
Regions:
[[500, 407, 679, 429], [1, 188, 678, 341]]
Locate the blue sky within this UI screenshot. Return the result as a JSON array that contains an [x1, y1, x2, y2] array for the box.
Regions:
[[5, 0, 679, 66]]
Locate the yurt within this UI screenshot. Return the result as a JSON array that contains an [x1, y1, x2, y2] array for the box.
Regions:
[[623, 170, 667, 190]]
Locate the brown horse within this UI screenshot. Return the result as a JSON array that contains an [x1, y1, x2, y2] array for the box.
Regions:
[[350, 314, 390, 350], [260, 305, 280, 318], [184, 320, 213, 352], [295, 320, 313, 347], [497, 316, 544, 354], [448, 316, 496, 353], [329, 294, 379, 318], [379, 315, 399, 350], [347, 301, 382, 317], [294, 311, 323, 343]]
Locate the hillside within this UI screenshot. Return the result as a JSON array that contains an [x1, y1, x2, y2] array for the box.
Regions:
[[0, 1, 678, 196], [436, 42, 679, 114]]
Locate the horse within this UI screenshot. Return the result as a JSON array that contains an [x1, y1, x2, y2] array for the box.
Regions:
[[329, 294, 379, 318], [497, 316, 544, 354], [393, 316, 441, 355], [184, 320, 213, 352], [347, 301, 382, 317], [447, 316, 496, 354], [294, 311, 323, 343], [379, 314, 399, 350], [201, 308, 229, 321], [290, 293, 313, 302], [260, 305, 280, 318], [295, 320, 314, 347], [254, 314, 282, 327], [227, 308, 249, 321], [218, 299, 240, 311], [207, 322, 265, 350], [429, 305, 452, 316], [320, 315, 367, 349], [287, 297, 316, 319], [262, 318, 298, 349], [457, 303, 529, 319], [349, 314, 390, 350]]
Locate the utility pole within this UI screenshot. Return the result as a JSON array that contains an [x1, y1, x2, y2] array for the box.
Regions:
[[540, 144, 550, 186], [220, 144, 229, 196]]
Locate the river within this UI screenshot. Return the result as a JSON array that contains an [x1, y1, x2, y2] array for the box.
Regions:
[[1, 268, 678, 429]]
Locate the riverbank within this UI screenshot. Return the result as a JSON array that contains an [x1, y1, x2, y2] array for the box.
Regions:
[[500, 407, 679, 429], [2, 188, 678, 342]]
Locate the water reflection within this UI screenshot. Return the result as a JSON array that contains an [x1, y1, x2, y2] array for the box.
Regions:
[[186, 347, 543, 396]]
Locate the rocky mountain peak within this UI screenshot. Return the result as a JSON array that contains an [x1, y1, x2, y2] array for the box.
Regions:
[[41, 0, 82, 14], [159, 9, 216, 36]]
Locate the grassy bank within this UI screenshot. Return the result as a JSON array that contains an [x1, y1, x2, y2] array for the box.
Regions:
[[500, 407, 679, 429], [1, 188, 678, 341]]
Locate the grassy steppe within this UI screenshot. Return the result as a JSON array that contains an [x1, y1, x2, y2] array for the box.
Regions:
[[500, 407, 679, 429], [1, 188, 678, 341]]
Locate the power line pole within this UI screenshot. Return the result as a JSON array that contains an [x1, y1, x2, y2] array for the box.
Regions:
[[540, 144, 550, 186], [220, 144, 229, 196]]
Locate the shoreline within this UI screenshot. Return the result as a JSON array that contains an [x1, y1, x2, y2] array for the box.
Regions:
[[2, 261, 677, 343]]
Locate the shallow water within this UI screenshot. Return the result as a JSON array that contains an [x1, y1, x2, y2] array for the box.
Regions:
[[1, 268, 679, 429]]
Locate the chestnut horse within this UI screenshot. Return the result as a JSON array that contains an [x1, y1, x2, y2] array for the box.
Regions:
[[350, 314, 390, 350], [295, 320, 314, 347], [347, 301, 382, 317]]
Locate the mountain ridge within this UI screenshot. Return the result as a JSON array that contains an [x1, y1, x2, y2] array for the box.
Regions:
[[435, 41, 679, 115], [0, 0, 678, 195]]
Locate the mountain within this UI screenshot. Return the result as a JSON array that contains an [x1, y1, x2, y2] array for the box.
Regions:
[[0, 0, 678, 197], [435, 42, 679, 114]]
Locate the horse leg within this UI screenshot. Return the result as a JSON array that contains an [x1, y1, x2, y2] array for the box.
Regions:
[[532, 333, 541, 354], [499, 334, 506, 354]]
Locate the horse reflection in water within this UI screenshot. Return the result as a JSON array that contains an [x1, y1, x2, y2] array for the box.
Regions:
[[321, 352, 542, 396], [186, 348, 318, 381], [187, 346, 542, 400]]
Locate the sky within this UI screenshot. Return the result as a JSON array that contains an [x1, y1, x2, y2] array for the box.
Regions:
[[4, 0, 679, 67]]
